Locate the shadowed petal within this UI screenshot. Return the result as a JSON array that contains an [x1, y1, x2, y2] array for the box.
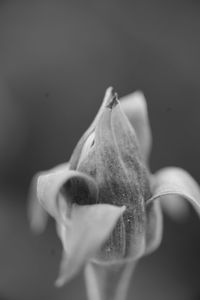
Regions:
[[147, 167, 200, 216], [161, 195, 190, 221], [145, 201, 163, 255], [55, 204, 126, 286], [37, 162, 98, 219], [28, 173, 49, 233], [120, 91, 152, 162]]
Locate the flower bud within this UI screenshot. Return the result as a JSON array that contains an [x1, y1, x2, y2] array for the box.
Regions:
[[29, 87, 200, 286], [69, 89, 152, 262]]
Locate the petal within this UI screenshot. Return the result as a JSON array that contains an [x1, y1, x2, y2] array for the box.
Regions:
[[147, 167, 200, 217], [161, 195, 190, 221], [35, 162, 126, 284], [145, 201, 163, 255], [69, 87, 113, 169], [27, 173, 48, 233], [120, 91, 152, 162], [37, 162, 98, 219], [55, 204, 126, 286]]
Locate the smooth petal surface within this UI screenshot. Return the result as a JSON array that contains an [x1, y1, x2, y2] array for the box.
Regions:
[[120, 91, 152, 162], [56, 204, 126, 286], [161, 195, 190, 221], [28, 173, 48, 233], [148, 167, 200, 216]]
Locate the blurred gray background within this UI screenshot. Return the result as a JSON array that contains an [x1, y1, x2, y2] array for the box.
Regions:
[[0, 1, 200, 299]]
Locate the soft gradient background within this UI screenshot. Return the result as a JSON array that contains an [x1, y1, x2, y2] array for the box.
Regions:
[[0, 1, 200, 299]]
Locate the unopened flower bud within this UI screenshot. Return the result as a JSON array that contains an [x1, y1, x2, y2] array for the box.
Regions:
[[29, 87, 200, 287], [69, 90, 151, 262]]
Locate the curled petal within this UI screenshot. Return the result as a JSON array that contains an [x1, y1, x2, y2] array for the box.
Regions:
[[147, 167, 200, 217], [55, 204, 126, 286], [35, 161, 126, 284], [37, 162, 98, 219], [28, 173, 48, 233], [120, 91, 152, 162]]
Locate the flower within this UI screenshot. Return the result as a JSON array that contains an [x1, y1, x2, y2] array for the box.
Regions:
[[28, 87, 200, 287]]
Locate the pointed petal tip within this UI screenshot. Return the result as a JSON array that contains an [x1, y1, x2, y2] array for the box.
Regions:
[[106, 92, 119, 109], [55, 277, 65, 288], [54, 278, 62, 288], [105, 86, 114, 94], [103, 87, 120, 110]]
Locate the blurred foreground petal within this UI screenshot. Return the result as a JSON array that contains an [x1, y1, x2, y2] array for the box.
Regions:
[[161, 195, 190, 221], [56, 204, 126, 286], [28, 174, 48, 233], [120, 91, 152, 162], [148, 167, 200, 217], [145, 201, 163, 255]]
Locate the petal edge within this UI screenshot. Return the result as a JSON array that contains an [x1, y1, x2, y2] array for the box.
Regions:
[[148, 167, 200, 217], [56, 204, 126, 285]]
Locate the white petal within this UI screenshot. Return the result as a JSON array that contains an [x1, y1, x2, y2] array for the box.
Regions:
[[55, 204, 126, 286], [120, 91, 152, 162], [27, 173, 48, 233], [148, 167, 200, 217]]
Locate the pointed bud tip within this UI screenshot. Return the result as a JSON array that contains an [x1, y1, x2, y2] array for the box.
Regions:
[[106, 91, 119, 109]]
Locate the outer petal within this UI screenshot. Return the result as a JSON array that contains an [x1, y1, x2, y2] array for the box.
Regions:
[[120, 91, 152, 162], [147, 167, 200, 217], [56, 204, 125, 286], [28, 173, 48, 233], [36, 162, 125, 284]]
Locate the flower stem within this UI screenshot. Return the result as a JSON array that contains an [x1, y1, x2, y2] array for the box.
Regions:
[[84, 261, 136, 300]]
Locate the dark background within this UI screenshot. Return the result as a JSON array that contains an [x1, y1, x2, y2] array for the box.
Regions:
[[0, 1, 200, 299]]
